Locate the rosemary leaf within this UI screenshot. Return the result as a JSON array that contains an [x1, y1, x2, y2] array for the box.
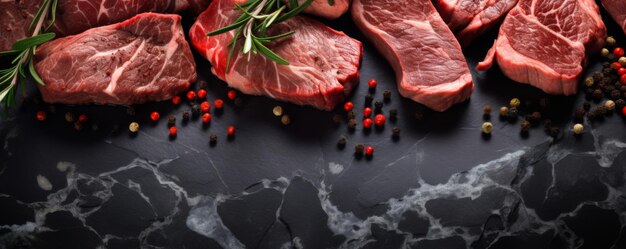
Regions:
[[253, 37, 288, 65], [12, 33, 55, 51]]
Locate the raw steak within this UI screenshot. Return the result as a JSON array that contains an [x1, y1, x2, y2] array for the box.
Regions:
[[188, 0, 211, 15], [434, 0, 517, 47], [477, 0, 606, 95], [352, 0, 473, 112], [602, 0, 626, 34], [297, 0, 351, 19], [34, 13, 196, 105], [0, 0, 42, 51], [189, 0, 362, 111]]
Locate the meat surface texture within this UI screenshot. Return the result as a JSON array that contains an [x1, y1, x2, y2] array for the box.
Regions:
[[352, 0, 473, 112], [34, 13, 196, 105], [477, 0, 606, 95], [434, 0, 518, 47], [189, 0, 362, 111], [188, 0, 211, 16], [0, 0, 41, 51], [602, 0, 626, 34], [297, 0, 351, 19]]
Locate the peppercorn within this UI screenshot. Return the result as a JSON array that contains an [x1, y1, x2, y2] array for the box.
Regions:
[[36, 111, 46, 121], [74, 122, 83, 131], [612, 62, 623, 70], [583, 102, 591, 111], [365, 94, 373, 106], [587, 111, 597, 121], [520, 120, 531, 133], [607, 36, 617, 46], [197, 89, 207, 99], [620, 57, 626, 67], [214, 99, 224, 109], [198, 80, 208, 89], [621, 75, 626, 85], [150, 112, 160, 121], [227, 90, 237, 100], [529, 111, 541, 123], [332, 114, 342, 125], [572, 123, 584, 135], [209, 133, 218, 145], [622, 106, 626, 116], [619, 68, 626, 76], [169, 126, 177, 136], [389, 109, 398, 119], [171, 96, 181, 105], [415, 110, 424, 121], [383, 90, 391, 102], [337, 135, 347, 147], [186, 90, 196, 101], [168, 115, 176, 127], [272, 106, 283, 117], [509, 107, 518, 117], [65, 112, 75, 123], [549, 127, 560, 138], [182, 110, 190, 121], [374, 101, 383, 112], [595, 106, 607, 116], [374, 114, 386, 126], [202, 113, 212, 123], [584, 77, 595, 87], [601, 48, 610, 57], [129, 122, 139, 133], [347, 111, 356, 119], [499, 106, 509, 117], [348, 119, 357, 129], [574, 108, 586, 120], [281, 115, 291, 125], [621, 85, 626, 92], [355, 144, 364, 155], [227, 126, 236, 136], [593, 72, 604, 81], [603, 62, 611, 68], [605, 100, 616, 110], [481, 122, 493, 134], [616, 99, 626, 110], [392, 127, 401, 138], [509, 98, 521, 108], [368, 79, 377, 89], [365, 146, 374, 156], [363, 118, 373, 129], [593, 89, 603, 100], [200, 101, 211, 113], [483, 105, 492, 115], [615, 47, 625, 58], [363, 107, 372, 117], [191, 104, 200, 115], [344, 101, 354, 112]]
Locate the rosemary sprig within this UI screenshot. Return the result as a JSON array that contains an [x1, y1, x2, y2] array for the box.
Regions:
[[0, 0, 57, 110], [208, 0, 314, 71]]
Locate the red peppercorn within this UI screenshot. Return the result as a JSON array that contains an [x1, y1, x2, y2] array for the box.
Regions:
[[169, 126, 177, 136], [78, 114, 88, 123], [227, 90, 237, 100], [344, 102, 354, 112], [374, 114, 386, 126], [186, 90, 196, 101], [202, 113, 212, 123], [214, 99, 224, 109], [363, 107, 372, 117], [621, 74, 626, 85], [150, 111, 160, 121], [172, 96, 181, 105], [623, 106, 626, 116], [197, 89, 207, 99], [227, 126, 236, 136], [612, 62, 622, 70], [365, 146, 374, 156], [200, 101, 211, 112], [363, 118, 373, 129], [615, 47, 625, 57], [618, 68, 626, 76], [36, 111, 46, 121], [368, 79, 377, 89]]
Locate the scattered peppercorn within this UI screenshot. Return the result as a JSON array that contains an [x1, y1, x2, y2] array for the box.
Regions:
[[172, 96, 181, 105], [520, 120, 531, 133], [365, 146, 374, 156], [74, 122, 83, 131], [605, 100, 616, 111], [374, 101, 383, 112], [182, 110, 190, 121], [209, 133, 217, 145], [612, 62, 622, 70], [601, 48, 610, 57], [347, 111, 356, 119], [186, 90, 196, 101], [344, 101, 354, 112], [332, 114, 342, 125], [572, 123, 584, 135], [530, 112, 541, 123], [168, 115, 176, 126], [197, 89, 207, 99], [620, 57, 626, 67], [392, 127, 401, 138], [483, 105, 492, 115], [619, 68, 626, 76], [509, 107, 519, 117], [616, 99, 626, 109], [383, 90, 391, 102], [615, 47, 625, 58], [355, 144, 364, 154], [368, 79, 377, 89], [129, 122, 139, 133], [200, 101, 211, 113], [593, 89, 603, 100], [36, 111, 46, 121], [214, 99, 224, 109], [365, 94, 373, 106], [374, 114, 386, 126], [583, 102, 591, 111], [607, 36, 616, 46], [389, 109, 398, 119], [621, 74, 626, 85], [337, 136, 347, 147], [584, 77, 595, 87], [574, 108, 586, 121], [202, 113, 212, 123], [65, 112, 75, 123], [150, 112, 160, 121], [198, 80, 208, 89], [227, 126, 236, 136], [363, 107, 372, 117], [363, 118, 373, 129], [481, 122, 493, 134], [510, 98, 521, 108], [622, 106, 626, 116], [549, 127, 560, 138], [273, 106, 283, 116], [587, 111, 597, 121], [227, 90, 237, 100], [595, 106, 608, 116], [348, 119, 357, 129], [499, 106, 509, 117], [169, 126, 177, 136], [281, 115, 291, 125], [191, 104, 200, 116]]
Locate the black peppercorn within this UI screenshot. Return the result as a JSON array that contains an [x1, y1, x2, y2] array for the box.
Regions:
[[603, 67, 613, 75], [374, 101, 383, 112], [549, 127, 560, 138], [520, 120, 531, 132], [587, 111, 597, 121], [509, 107, 518, 117], [616, 99, 626, 109], [338, 135, 347, 147], [574, 108, 586, 120], [182, 110, 190, 121], [191, 104, 200, 116], [348, 119, 357, 129], [332, 114, 342, 125], [583, 102, 591, 111], [602, 62, 611, 68], [593, 89, 603, 100], [530, 112, 541, 122], [383, 90, 392, 102], [355, 144, 364, 154], [392, 127, 401, 138], [347, 111, 356, 119], [595, 106, 607, 116], [585, 88, 595, 96], [209, 133, 217, 145], [611, 89, 621, 100], [483, 105, 493, 115], [621, 86, 626, 92], [365, 94, 373, 106], [389, 109, 398, 119], [593, 72, 603, 81], [198, 80, 208, 89], [168, 115, 176, 127], [415, 110, 424, 121]]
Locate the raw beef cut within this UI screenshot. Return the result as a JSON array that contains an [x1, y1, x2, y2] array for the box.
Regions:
[[188, 0, 211, 15], [434, 0, 517, 47], [0, 0, 42, 51], [352, 0, 473, 112], [34, 13, 196, 105], [602, 0, 626, 34], [297, 0, 351, 19], [477, 0, 606, 95], [189, 0, 362, 111]]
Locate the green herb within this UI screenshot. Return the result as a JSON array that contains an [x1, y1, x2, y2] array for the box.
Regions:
[[207, 0, 314, 71], [0, 0, 57, 112]]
